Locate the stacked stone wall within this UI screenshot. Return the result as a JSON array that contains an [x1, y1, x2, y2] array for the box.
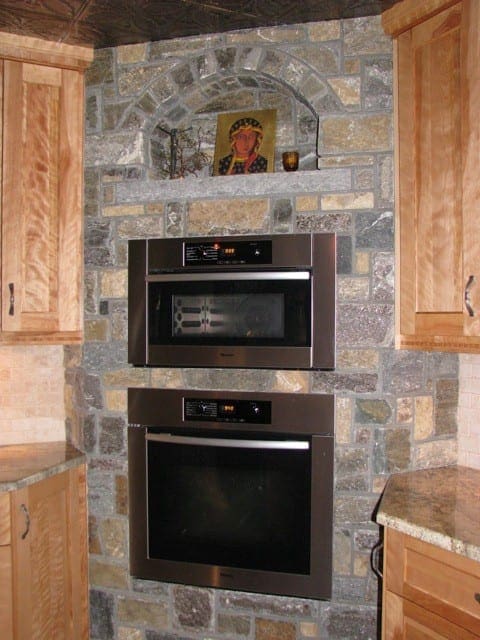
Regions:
[[66, 16, 459, 640]]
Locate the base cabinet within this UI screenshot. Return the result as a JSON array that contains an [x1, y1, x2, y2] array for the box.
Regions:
[[382, 528, 480, 639], [0, 465, 88, 640]]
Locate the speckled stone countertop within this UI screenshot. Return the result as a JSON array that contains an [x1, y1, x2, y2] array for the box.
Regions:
[[376, 465, 480, 562], [0, 441, 85, 492]]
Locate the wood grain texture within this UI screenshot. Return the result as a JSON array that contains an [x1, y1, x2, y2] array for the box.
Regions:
[[1, 56, 84, 341], [384, 528, 480, 637], [0, 31, 92, 69], [0, 545, 13, 640], [392, 0, 480, 351], [9, 468, 89, 639], [0, 491, 10, 545], [382, 0, 461, 35]]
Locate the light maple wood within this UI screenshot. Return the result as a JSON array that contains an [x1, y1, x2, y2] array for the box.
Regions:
[[0, 48, 86, 344], [0, 31, 93, 70], [382, 528, 480, 639], [388, 0, 480, 352], [0, 465, 89, 640], [0, 491, 10, 544], [0, 546, 13, 640], [383, 0, 462, 36]]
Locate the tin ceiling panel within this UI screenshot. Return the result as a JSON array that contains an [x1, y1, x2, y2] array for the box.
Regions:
[[0, 0, 401, 49]]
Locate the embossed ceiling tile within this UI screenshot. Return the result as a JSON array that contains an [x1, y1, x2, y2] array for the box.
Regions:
[[0, 8, 72, 42], [0, 0, 81, 19]]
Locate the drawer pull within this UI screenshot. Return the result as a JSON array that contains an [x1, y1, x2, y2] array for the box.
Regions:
[[8, 282, 14, 316], [475, 593, 480, 604], [371, 539, 383, 580], [20, 503, 30, 539], [465, 275, 475, 317]]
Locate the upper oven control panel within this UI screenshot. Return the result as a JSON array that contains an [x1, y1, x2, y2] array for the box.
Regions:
[[184, 397, 271, 424], [184, 239, 272, 266]]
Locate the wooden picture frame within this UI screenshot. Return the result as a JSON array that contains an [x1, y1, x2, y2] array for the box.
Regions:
[[213, 109, 277, 176]]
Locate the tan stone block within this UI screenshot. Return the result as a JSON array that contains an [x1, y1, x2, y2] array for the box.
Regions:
[[333, 528, 351, 574], [372, 475, 388, 494], [397, 397, 413, 424], [321, 192, 374, 210], [118, 597, 168, 628], [145, 202, 164, 215], [355, 251, 370, 274], [308, 21, 341, 41], [187, 198, 269, 235], [328, 77, 361, 106], [345, 58, 361, 74], [85, 318, 109, 342], [318, 154, 374, 168], [89, 559, 129, 589], [336, 397, 352, 444], [99, 517, 128, 559], [354, 554, 369, 577], [105, 389, 127, 412], [414, 439, 457, 468], [337, 349, 378, 371], [296, 195, 318, 212], [103, 367, 150, 387], [117, 43, 148, 64], [103, 204, 145, 217], [101, 269, 128, 298], [299, 622, 319, 638], [322, 115, 391, 152], [414, 396, 434, 440], [338, 276, 370, 301], [150, 368, 185, 388], [118, 629, 143, 640], [272, 370, 309, 393], [256, 618, 296, 640]]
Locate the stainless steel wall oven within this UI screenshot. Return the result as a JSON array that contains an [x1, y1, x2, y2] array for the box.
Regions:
[[128, 233, 335, 369], [128, 388, 334, 600]]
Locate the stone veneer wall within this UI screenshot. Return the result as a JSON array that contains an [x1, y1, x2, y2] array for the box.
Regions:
[[67, 16, 460, 640]]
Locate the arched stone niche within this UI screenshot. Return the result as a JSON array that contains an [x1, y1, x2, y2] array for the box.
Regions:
[[116, 46, 331, 180]]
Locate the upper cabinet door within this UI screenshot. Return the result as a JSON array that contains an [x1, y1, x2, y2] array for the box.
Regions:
[[384, 0, 480, 352], [1, 59, 84, 342]]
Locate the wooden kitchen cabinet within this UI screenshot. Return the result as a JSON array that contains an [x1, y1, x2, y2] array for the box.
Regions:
[[0, 32, 92, 344], [382, 0, 480, 352], [382, 527, 480, 639], [0, 464, 89, 640]]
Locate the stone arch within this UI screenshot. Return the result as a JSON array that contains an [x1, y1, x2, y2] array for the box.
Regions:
[[116, 42, 343, 178]]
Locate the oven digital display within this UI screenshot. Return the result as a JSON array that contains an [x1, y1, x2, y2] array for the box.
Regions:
[[184, 240, 272, 265], [184, 398, 271, 423]]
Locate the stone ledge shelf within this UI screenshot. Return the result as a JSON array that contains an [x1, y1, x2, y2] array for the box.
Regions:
[[116, 169, 351, 204]]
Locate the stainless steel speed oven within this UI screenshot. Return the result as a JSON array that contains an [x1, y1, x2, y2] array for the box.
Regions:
[[128, 388, 334, 599], [128, 233, 335, 369]]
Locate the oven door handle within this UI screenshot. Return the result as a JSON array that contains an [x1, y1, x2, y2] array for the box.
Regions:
[[146, 271, 311, 282], [146, 433, 310, 450]]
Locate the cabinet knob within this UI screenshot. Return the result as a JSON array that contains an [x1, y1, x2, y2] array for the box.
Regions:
[[8, 282, 14, 316], [20, 503, 30, 539], [465, 275, 475, 317]]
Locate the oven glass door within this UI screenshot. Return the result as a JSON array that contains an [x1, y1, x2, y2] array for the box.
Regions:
[[146, 430, 311, 574], [147, 271, 311, 347]]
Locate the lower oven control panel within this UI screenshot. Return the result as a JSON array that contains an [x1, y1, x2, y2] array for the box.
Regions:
[[184, 397, 271, 424]]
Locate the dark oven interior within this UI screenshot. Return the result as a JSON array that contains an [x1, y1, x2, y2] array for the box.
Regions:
[[128, 388, 334, 600]]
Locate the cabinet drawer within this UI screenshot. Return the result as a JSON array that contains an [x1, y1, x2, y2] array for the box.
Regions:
[[385, 528, 480, 634], [0, 493, 10, 545]]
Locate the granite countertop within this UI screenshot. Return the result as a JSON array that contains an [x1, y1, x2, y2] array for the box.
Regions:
[[0, 441, 86, 492], [376, 465, 480, 562]]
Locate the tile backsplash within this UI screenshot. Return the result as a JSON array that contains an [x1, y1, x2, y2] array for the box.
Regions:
[[0, 345, 65, 444], [458, 354, 480, 469]]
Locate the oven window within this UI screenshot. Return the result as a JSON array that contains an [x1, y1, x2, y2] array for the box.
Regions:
[[146, 433, 311, 574], [148, 278, 310, 346]]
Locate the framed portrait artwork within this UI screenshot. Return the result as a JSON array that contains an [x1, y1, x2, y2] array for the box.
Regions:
[[213, 109, 277, 176]]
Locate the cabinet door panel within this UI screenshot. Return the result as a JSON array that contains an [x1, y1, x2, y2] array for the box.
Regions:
[[0, 545, 12, 640], [11, 472, 71, 639], [1, 59, 83, 340]]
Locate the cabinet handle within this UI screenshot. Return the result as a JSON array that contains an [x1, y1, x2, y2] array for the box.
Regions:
[[20, 503, 30, 539], [475, 593, 480, 604], [8, 282, 14, 316], [371, 540, 383, 580], [465, 275, 475, 317]]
